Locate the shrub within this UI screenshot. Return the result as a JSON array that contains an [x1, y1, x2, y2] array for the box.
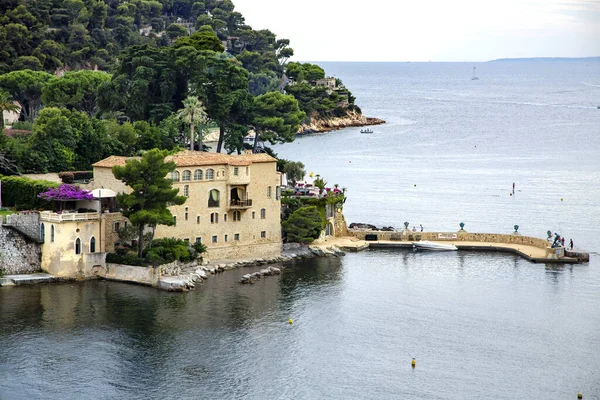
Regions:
[[58, 172, 74, 183], [106, 252, 146, 266], [144, 238, 192, 264], [193, 241, 207, 255], [10, 121, 33, 130], [73, 171, 93, 181], [282, 205, 324, 244], [0, 174, 59, 210]]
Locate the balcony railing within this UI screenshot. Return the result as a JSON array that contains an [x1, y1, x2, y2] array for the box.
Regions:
[[40, 211, 100, 222], [229, 199, 252, 209]]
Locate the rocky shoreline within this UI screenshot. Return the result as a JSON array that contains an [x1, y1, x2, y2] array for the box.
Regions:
[[158, 243, 347, 291], [298, 110, 385, 135]]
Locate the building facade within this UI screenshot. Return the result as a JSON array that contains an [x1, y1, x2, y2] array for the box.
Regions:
[[91, 151, 283, 260]]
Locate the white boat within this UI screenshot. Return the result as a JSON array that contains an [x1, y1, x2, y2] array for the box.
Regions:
[[412, 241, 458, 251], [471, 66, 479, 81]]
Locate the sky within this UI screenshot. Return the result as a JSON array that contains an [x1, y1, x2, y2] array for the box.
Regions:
[[233, 0, 600, 62]]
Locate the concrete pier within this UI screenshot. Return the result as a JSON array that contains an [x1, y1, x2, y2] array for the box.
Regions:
[[0, 273, 73, 286], [315, 232, 589, 264]]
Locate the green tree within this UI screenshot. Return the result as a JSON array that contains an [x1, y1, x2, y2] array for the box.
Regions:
[[0, 89, 20, 130], [191, 54, 250, 153], [252, 91, 305, 152], [0, 69, 53, 121], [112, 149, 186, 257], [177, 96, 207, 151], [166, 23, 188, 41], [282, 205, 324, 244], [42, 70, 111, 116], [174, 30, 224, 52], [282, 160, 305, 186]]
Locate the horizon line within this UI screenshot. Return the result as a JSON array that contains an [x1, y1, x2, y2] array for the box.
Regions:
[[299, 56, 600, 63]]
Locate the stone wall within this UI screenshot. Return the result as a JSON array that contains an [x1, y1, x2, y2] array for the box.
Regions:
[[334, 211, 349, 237], [205, 241, 282, 261], [0, 225, 41, 274], [6, 213, 41, 242], [105, 263, 160, 286], [349, 230, 550, 249]]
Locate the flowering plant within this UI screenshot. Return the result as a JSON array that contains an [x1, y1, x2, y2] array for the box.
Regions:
[[38, 184, 94, 210]]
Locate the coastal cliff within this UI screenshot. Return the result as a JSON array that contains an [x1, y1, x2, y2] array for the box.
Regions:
[[298, 110, 385, 134]]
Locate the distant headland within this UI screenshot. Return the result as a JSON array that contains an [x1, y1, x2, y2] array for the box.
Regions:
[[489, 57, 600, 62]]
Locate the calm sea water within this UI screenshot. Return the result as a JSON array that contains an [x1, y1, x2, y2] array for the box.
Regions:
[[2, 61, 600, 399]]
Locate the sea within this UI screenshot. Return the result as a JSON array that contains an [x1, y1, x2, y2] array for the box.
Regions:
[[1, 61, 600, 399]]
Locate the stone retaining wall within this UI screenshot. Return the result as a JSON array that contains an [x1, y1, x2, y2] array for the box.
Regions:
[[105, 263, 160, 286], [206, 241, 282, 261], [0, 225, 41, 274], [349, 230, 549, 249]]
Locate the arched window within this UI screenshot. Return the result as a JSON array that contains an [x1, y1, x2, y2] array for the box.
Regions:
[[210, 212, 219, 224], [50, 225, 55, 243], [194, 169, 203, 180], [182, 170, 191, 181], [40, 223, 45, 242], [170, 171, 180, 181], [206, 169, 214, 180], [260, 208, 266, 219], [183, 185, 189, 197], [208, 189, 220, 207], [90, 237, 96, 253], [75, 238, 81, 255]]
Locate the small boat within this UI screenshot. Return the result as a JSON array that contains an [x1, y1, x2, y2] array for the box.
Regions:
[[412, 241, 458, 251], [471, 66, 479, 81], [360, 129, 373, 134]]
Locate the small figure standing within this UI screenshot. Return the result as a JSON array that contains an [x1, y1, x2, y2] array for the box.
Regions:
[[420, 224, 423, 232], [412, 226, 417, 232], [561, 237, 565, 247], [569, 239, 574, 250], [512, 182, 515, 194]]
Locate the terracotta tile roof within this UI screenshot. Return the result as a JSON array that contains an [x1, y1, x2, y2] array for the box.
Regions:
[[92, 155, 131, 168], [92, 151, 276, 168]]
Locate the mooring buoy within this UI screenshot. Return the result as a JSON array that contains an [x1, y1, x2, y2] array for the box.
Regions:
[[288, 319, 293, 325]]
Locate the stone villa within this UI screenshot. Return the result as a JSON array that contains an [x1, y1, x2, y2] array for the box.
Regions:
[[37, 151, 282, 277]]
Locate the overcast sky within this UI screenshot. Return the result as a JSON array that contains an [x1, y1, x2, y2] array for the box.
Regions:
[[234, 0, 600, 62]]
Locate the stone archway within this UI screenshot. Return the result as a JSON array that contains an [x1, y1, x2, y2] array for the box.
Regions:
[[325, 222, 334, 237]]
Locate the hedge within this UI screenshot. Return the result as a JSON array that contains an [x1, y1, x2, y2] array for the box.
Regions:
[[0, 175, 59, 210], [59, 171, 93, 183]]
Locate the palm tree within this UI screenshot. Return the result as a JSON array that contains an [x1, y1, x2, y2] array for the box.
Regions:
[[0, 90, 20, 131], [177, 96, 207, 151]]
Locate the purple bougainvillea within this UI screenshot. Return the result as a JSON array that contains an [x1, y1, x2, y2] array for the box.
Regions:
[[38, 184, 94, 210]]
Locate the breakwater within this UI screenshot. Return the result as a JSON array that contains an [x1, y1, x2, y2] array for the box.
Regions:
[[342, 229, 589, 263]]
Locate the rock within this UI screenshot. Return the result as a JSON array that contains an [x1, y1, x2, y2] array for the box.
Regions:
[[310, 247, 326, 257], [381, 226, 395, 231], [322, 248, 337, 257], [349, 222, 378, 230], [195, 269, 207, 279], [329, 246, 346, 256], [270, 267, 281, 275]]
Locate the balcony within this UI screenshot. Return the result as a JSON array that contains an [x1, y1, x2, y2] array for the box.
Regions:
[[40, 211, 100, 222], [229, 199, 253, 209]]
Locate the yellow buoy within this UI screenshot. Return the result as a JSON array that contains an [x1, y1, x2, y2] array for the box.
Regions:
[[561, 198, 564, 201], [578, 393, 583, 399], [288, 319, 293, 325], [411, 358, 416, 367]]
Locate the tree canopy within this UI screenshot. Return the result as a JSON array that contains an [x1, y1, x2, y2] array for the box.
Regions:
[[112, 148, 186, 257]]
